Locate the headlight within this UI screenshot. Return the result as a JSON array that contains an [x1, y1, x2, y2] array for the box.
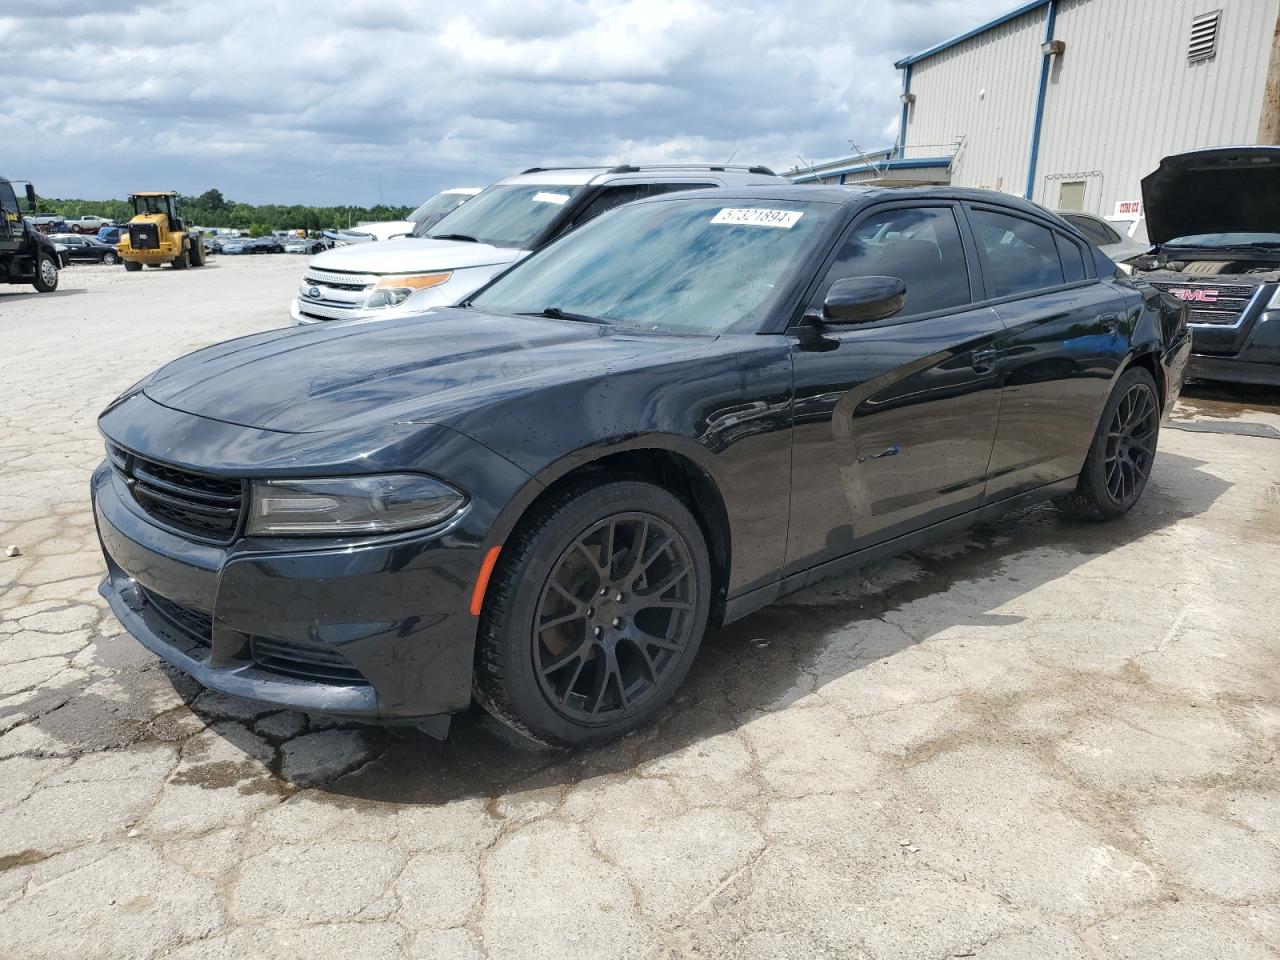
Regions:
[[1114, 261, 1133, 275], [365, 272, 452, 309], [1267, 285, 1280, 311], [246, 474, 466, 536]]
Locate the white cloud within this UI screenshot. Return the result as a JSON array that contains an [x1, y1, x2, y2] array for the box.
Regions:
[[0, 0, 1011, 204]]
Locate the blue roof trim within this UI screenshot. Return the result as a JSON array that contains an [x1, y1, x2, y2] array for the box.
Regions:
[[894, 0, 1050, 68], [792, 156, 953, 183]]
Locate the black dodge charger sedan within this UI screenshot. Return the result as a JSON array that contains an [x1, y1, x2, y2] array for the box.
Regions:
[[93, 186, 1190, 747]]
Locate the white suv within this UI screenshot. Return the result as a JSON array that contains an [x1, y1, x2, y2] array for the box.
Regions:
[[291, 164, 783, 324]]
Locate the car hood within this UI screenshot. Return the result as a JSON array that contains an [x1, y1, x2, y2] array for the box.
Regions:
[[1141, 146, 1280, 245], [142, 309, 698, 435], [350, 221, 415, 241], [306, 236, 522, 274]]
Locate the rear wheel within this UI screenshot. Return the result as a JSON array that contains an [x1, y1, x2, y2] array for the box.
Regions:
[[123, 260, 142, 272], [102, 250, 119, 265], [32, 253, 58, 292], [474, 479, 712, 748], [1057, 367, 1161, 520]]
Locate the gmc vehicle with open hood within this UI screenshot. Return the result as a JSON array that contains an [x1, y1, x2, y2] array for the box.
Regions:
[[291, 164, 783, 325], [1132, 147, 1280, 387]]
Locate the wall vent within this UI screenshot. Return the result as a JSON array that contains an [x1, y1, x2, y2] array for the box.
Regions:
[[1188, 10, 1221, 64]]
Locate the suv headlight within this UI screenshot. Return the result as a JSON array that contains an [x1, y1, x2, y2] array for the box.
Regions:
[[246, 474, 466, 536], [1268, 285, 1280, 311], [365, 272, 452, 309]]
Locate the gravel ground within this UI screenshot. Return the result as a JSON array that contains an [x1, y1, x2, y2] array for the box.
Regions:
[[1, 257, 1279, 960]]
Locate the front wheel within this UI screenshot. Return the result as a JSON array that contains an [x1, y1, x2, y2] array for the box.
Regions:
[[123, 260, 142, 272], [32, 253, 58, 292], [474, 479, 712, 748], [102, 251, 119, 265], [189, 239, 205, 266], [172, 246, 189, 270], [1057, 367, 1161, 520]]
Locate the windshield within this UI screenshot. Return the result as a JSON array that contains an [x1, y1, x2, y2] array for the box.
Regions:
[[1165, 232, 1280, 249], [132, 195, 171, 215], [470, 197, 834, 335], [417, 184, 584, 246], [408, 191, 474, 227]]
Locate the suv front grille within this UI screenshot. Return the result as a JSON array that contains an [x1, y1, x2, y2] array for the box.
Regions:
[[1147, 280, 1257, 326], [108, 443, 245, 543], [297, 268, 377, 322]]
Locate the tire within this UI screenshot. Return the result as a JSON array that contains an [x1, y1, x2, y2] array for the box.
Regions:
[[102, 251, 118, 265], [189, 239, 205, 266], [474, 478, 712, 748], [32, 252, 58, 292], [172, 246, 189, 270], [123, 260, 142, 272], [1057, 366, 1161, 520]]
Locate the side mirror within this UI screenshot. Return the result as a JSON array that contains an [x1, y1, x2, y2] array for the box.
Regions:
[[24, 184, 37, 213], [822, 276, 906, 324]]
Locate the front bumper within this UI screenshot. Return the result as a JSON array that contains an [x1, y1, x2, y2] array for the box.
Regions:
[[92, 461, 483, 722], [1189, 307, 1280, 386]]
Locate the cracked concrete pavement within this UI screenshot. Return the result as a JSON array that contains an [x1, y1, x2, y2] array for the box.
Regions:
[[1, 258, 1279, 959]]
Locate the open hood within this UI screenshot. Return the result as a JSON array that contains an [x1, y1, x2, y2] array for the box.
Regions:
[[1141, 147, 1280, 246]]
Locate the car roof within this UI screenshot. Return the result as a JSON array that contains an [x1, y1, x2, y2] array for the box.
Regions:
[[498, 164, 784, 188], [628, 183, 1068, 219]]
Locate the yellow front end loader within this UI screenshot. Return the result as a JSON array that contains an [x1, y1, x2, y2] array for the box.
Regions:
[[118, 192, 205, 271]]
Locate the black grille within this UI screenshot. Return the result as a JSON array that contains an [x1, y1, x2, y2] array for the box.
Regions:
[[1148, 280, 1257, 326], [108, 443, 245, 543], [141, 587, 212, 647], [251, 638, 369, 686], [128, 223, 160, 249]]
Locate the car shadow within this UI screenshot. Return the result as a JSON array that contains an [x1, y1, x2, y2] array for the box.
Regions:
[[0, 287, 83, 302], [171, 447, 1223, 807]]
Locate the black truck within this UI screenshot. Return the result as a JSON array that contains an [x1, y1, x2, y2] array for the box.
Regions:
[[1, 175, 60, 293]]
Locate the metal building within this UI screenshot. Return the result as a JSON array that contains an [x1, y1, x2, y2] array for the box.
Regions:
[[793, 0, 1280, 236]]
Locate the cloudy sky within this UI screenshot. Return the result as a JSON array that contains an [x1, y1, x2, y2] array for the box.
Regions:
[[2, 0, 1010, 206]]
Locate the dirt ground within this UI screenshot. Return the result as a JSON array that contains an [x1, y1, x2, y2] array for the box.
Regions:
[[1, 257, 1279, 960]]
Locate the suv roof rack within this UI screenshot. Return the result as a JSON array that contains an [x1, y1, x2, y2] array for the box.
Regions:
[[518, 163, 778, 177]]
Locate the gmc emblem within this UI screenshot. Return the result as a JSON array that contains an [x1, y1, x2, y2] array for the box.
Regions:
[[1169, 288, 1218, 303]]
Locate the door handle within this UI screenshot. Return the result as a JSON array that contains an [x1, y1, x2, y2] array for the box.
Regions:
[[1100, 313, 1122, 334], [971, 349, 999, 373]]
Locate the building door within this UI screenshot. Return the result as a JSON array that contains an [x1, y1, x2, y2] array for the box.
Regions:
[[1058, 180, 1086, 210]]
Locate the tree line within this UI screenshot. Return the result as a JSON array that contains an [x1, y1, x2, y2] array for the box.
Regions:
[[37, 188, 413, 236]]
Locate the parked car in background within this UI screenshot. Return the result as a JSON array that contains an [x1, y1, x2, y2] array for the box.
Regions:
[[217, 238, 250, 255], [95, 185, 1188, 746], [24, 215, 68, 234], [249, 236, 285, 254], [284, 236, 326, 254], [1054, 210, 1148, 270], [293, 164, 783, 324], [1130, 146, 1280, 387], [50, 233, 121, 264], [336, 187, 484, 243], [66, 215, 114, 234], [96, 225, 125, 245]]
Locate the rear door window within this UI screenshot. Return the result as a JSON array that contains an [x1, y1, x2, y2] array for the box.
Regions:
[[969, 208, 1065, 298]]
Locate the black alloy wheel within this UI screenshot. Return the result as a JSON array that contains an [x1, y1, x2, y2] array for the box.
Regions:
[[474, 479, 712, 747], [533, 513, 698, 724], [1058, 366, 1161, 520], [1103, 380, 1158, 504]]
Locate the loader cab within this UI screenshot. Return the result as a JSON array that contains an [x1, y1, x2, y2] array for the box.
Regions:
[[130, 192, 183, 233]]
